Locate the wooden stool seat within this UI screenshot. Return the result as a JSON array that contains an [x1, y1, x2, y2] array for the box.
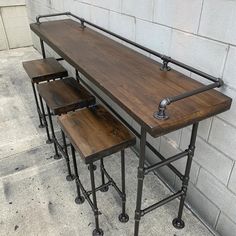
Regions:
[[58, 105, 136, 164], [37, 77, 95, 115], [23, 58, 68, 83]]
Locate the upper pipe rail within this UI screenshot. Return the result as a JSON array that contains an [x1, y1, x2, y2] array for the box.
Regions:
[[36, 12, 224, 120]]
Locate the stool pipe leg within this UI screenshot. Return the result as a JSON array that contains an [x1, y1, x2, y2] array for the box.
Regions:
[[100, 159, 109, 192], [61, 130, 75, 181], [70, 144, 84, 204], [40, 39, 46, 59], [89, 163, 104, 236], [39, 95, 52, 144], [32, 83, 44, 128], [134, 127, 146, 236], [46, 105, 61, 160], [119, 149, 129, 223], [75, 69, 80, 83], [173, 122, 199, 229]]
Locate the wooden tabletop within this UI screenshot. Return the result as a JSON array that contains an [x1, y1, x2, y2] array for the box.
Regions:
[[31, 19, 232, 137]]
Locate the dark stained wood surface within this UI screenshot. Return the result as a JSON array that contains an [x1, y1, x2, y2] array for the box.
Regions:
[[58, 105, 136, 164], [31, 20, 232, 137], [37, 77, 95, 115], [23, 58, 68, 83]]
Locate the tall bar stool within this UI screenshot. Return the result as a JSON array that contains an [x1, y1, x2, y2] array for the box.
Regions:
[[37, 77, 95, 180], [58, 105, 136, 236], [22, 58, 68, 137]]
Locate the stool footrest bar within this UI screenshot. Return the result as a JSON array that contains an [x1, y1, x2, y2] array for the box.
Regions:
[[141, 191, 184, 217], [75, 177, 99, 214], [87, 182, 112, 195]]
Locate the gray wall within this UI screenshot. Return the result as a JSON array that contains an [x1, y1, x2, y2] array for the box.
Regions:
[[0, 0, 32, 50], [25, 1, 236, 236]]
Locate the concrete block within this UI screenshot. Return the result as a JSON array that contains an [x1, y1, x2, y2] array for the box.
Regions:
[[147, 148, 176, 188], [209, 117, 236, 160], [0, 15, 7, 51], [216, 213, 236, 236], [136, 19, 172, 55], [160, 137, 200, 184], [0, 0, 26, 7], [90, 6, 109, 29], [165, 130, 182, 147], [197, 168, 236, 222], [197, 118, 212, 140], [91, 0, 121, 12], [169, 30, 228, 77], [217, 86, 236, 128], [109, 11, 135, 41], [122, 0, 153, 21], [51, 0, 64, 12], [70, 1, 91, 20], [175, 181, 220, 227], [199, 0, 236, 45], [6, 27, 32, 48], [154, 0, 203, 33], [181, 127, 233, 184], [228, 164, 236, 194], [223, 46, 236, 90]]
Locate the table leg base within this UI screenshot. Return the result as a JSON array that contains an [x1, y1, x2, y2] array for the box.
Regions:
[[92, 228, 104, 236], [172, 218, 185, 229], [46, 139, 53, 144], [66, 174, 75, 182], [118, 213, 129, 223], [54, 154, 62, 160], [75, 196, 85, 205]]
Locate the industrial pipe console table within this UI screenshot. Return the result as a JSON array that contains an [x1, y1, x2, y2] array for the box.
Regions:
[[31, 12, 232, 236]]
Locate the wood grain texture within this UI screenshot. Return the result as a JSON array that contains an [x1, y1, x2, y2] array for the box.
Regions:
[[37, 77, 95, 115], [23, 58, 68, 83], [31, 20, 232, 137], [58, 105, 136, 164]]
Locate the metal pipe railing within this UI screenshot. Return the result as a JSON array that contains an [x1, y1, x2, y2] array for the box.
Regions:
[[36, 12, 224, 120]]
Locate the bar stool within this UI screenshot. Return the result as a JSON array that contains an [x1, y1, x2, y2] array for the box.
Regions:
[[37, 77, 95, 180], [22, 58, 68, 138], [58, 105, 136, 236]]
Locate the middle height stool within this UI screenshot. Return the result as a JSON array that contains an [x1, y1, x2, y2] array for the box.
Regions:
[[58, 105, 136, 236], [37, 77, 95, 180]]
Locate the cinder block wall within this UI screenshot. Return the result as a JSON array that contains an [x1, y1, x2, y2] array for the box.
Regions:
[[25, 1, 236, 235]]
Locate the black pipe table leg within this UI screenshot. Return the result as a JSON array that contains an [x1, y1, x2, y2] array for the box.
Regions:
[[32, 82, 44, 128], [89, 163, 104, 236], [173, 122, 199, 229], [119, 149, 129, 223], [134, 127, 147, 236], [100, 159, 109, 192], [62, 130, 75, 181], [39, 95, 52, 144], [46, 105, 62, 160], [71, 144, 85, 204]]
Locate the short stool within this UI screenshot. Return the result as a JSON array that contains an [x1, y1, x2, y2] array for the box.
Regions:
[[58, 105, 136, 236], [37, 77, 95, 180], [22, 58, 68, 137]]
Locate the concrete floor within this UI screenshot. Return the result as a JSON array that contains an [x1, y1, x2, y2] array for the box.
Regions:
[[0, 47, 214, 236]]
